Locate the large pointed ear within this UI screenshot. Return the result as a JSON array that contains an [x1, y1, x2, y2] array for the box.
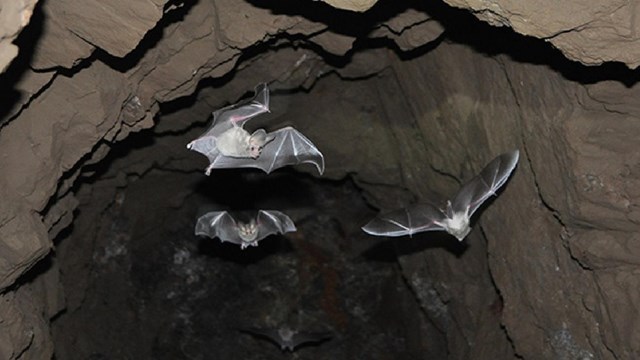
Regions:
[[264, 133, 276, 145], [250, 129, 267, 144], [250, 129, 273, 145]]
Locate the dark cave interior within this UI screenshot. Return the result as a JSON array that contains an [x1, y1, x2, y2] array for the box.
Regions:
[[4, 0, 640, 359], [35, 3, 570, 359], [49, 132, 441, 359]]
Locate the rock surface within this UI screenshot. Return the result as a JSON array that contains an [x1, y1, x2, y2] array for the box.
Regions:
[[0, 0, 38, 72], [1, 0, 640, 359]]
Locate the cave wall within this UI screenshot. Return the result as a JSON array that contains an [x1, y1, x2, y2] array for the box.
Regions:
[[2, 0, 640, 359]]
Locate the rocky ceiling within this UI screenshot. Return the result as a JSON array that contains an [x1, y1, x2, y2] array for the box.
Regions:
[[2, 0, 640, 359]]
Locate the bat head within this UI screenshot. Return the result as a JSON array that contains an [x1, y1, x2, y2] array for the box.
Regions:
[[237, 219, 259, 242], [278, 327, 296, 342], [248, 129, 275, 159], [443, 201, 471, 241]]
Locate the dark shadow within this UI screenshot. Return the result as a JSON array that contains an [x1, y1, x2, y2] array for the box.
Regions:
[[190, 168, 318, 210], [196, 233, 294, 265], [94, 0, 200, 72], [422, 0, 640, 86], [362, 231, 468, 261], [0, 0, 46, 125], [247, 0, 640, 87], [5, 251, 55, 293], [50, 215, 76, 246], [79, 129, 157, 184], [247, 0, 420, 38]]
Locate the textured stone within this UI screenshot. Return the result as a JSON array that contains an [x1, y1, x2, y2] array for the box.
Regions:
[[370, 8, 444, 51], [3, 0, 640, 359], [0, 211, 50, 290], [442, 0, 640, 68], [30, 3, 94, 70], [0, 0, 38, 72], [322, 0, 378, 12], [0, 293, 33, 360], [55, 0, 165, 57], [0, 62, 129, 210]]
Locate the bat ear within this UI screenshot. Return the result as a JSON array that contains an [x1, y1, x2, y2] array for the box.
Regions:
[[250, 129, 275, 146], [265, 133, 275, 144]]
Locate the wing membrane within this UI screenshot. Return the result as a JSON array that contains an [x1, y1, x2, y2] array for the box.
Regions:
[[362, 203, 446, 237], [451, 150, 519, 216]]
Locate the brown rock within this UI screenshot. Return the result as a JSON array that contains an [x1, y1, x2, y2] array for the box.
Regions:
[[322, 0, 378, 12], [0, 0, 38, 72], [443, 0, 640, 68], [55, 0, 166, 58]]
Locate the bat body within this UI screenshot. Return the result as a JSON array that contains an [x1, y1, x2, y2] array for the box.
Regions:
[[362, 150, 519, 241], [195, 210, 296, 249], [241, 326, 332, 351], [187, 83, 324, 175]]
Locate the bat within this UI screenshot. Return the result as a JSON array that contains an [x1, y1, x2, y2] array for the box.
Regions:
[[362, 150, 519, 241], [195, 210, 296, 249], [240, 326, 333, 351], [186, 83, 325, 175]]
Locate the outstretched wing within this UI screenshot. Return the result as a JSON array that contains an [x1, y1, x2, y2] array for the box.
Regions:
[[290, 331, 333, 349], [187, 134, 221, 175], [240, 328, 284, 349], [186, 83, 269, 174], [255, 210, 297, 240], [450, 150, 519, 217], [194, 211, 242, 244], [240, 327, 331, 351], [200, 126, 324, 174], [210, 83, 270, 132], [361, 203, 447, 237], [256, 126, 324, 174]]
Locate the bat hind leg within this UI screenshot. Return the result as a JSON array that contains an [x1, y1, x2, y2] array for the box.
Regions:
[[205, 163, 215, 176]]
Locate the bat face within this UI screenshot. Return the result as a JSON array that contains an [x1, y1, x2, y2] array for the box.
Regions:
[[248, 130, 275, 159], [362, 150, 519, 242], [237, 220, 259, 242]]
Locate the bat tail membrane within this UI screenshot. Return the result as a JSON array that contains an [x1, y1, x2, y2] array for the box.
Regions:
[[451, 150, 520, 217]]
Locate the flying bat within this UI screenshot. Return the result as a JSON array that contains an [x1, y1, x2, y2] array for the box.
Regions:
[[186, 83, 324, 175], [195, 210, 296, 249], [240, 326, 333, 351], [362, 150, 519, 241]]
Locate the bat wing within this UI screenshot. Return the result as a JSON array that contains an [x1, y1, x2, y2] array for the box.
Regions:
[[240, 328, 331, 351], [450, 150, 520, 217], [290, 331, 333, 348], [255, 210, 297, 240], [194, 211, 242, 244], [240, 328, 284, 350], [361, 203, 447, 237], [257, 126, 324, 174], [187, 130, 221, 174], [210, 83, 270, 131]]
